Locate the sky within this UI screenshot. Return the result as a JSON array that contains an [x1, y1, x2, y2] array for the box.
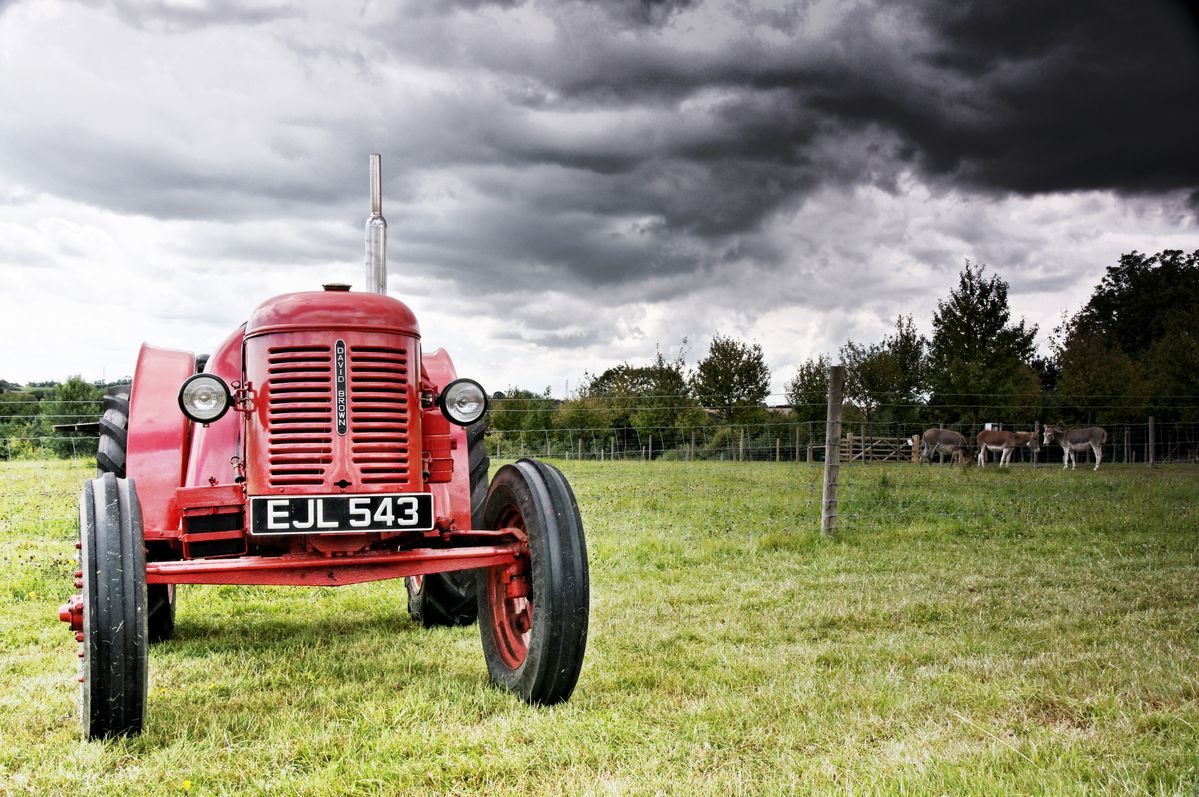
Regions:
[[1, 0, 1197, 399]]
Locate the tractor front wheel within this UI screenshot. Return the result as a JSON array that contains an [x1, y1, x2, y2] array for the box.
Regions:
[[477, 459, 589, 705], [77, 473, 149, 739]]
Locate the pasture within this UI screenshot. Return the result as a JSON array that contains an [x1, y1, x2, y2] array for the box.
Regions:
[[1, 458, 1197, 795]]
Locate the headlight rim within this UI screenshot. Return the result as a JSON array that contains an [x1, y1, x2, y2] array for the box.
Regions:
[[438, 378, 489, 427], [177, 373, 232, 424]]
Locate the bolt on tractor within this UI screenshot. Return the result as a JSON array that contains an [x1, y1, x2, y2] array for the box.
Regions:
[[58, 155, 590, 739]]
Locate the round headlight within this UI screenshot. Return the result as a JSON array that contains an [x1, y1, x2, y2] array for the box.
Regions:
[[178, 374, 231, 423], [439, 378, 488, 426]]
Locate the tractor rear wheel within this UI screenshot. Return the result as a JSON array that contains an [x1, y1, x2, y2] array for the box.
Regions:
[[78, 473, 149, 739], [477, 459, 588, 705], [146, 584, 176, 643], [95, 384, 130, 478], [94, 383, 177, 643], [405, 421, 490, 627]]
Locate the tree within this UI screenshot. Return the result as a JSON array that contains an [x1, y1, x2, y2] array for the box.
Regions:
[[1067, 249, 1199, 359], [838, 315, 926, 423], [575, 343, 694, 451], [553, 395, 616, 453], [926, 261, 1039, 422], [1055, 249, 1199, 421], [45, 376, 101, 458], [488, 387, 556, 443], [785, 354, 830, 424], [0, 391, 43, 460], [1144, 328, 1199, 421], [1055, 333, 1148, 424], [691, 334, 771, 423], [784, 354, 830, 448], [627, 350, 692, 446]]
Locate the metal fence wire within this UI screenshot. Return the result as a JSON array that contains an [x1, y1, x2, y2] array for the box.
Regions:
[[2, 395, 1197, 537]]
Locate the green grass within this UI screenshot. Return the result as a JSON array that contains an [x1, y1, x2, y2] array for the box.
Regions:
[[1, 458, 1197, 795]]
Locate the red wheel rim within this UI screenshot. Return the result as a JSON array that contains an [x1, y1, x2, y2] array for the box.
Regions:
[[488, 504, 532, 669]]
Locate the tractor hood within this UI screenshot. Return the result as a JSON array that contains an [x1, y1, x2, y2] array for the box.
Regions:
[[245, 289, 420, 341]]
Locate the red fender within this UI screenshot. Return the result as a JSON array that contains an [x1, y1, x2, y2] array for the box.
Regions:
[[184, 325, 245, 488], [423, 348, 474, 530], [128, 343, 195, 538]]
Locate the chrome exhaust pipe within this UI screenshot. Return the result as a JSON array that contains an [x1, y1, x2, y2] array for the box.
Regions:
[[365, 153, 387, 295]]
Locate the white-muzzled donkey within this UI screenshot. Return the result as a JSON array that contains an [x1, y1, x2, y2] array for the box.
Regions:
[[976, 429, 1039, 468], [1042, 425, 1107, 471]]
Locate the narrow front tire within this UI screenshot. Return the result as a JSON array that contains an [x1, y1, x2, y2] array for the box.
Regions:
[[78, 473, 149, 739], [477, 459, 589, 705]]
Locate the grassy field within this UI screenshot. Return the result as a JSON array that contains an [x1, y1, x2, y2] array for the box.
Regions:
[[1, 458, 1197, 795]]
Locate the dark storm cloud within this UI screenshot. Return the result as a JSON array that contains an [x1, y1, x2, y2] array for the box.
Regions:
[[341, 0, 1199, 303], [6, 0, 1196, 301], [475, 0, 1199, 197], [909, 0, 1199, 195]]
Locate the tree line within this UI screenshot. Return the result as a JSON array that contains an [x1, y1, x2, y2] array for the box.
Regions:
[[3, 248, 1195, 460], [490, 248, 1199, 456], [786, 249, 1198, 430], [0, 376, 117, 460]]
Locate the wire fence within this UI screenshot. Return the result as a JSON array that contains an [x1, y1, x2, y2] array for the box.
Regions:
[[2, 399, 1197, 538], [480, 419, 1199, 466]]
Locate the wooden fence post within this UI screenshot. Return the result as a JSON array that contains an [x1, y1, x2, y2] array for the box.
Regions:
[[1033, 420, 1040, 468], [821, 365, 845, 536], [1148, 416, 1155, 468]]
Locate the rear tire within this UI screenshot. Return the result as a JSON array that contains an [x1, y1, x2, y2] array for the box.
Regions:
[[477, 459, 589, 705], [78, 474, 149, 739], [147, 584, 176, 643], [95, 384, 130, 479], [405, 421, 490, 627], [94, 383, 176, 643]]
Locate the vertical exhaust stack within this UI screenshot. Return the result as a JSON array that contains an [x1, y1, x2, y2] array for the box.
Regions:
[[365, 153, 387, 295]]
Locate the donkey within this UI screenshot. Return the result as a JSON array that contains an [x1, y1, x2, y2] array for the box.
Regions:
[[920, 428, 969, 465], [976, 429, 1040, 468], [1042, 425, 1107, 471]]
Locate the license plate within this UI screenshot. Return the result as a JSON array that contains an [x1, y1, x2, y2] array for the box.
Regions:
[[249, 493, 434, 535]]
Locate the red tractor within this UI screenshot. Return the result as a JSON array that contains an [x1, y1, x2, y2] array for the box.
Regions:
[[58, 156, 589, 739]]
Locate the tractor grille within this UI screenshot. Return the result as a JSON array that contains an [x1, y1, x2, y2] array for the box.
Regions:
[[261, 341, 414, 489], [266, 346, 334, 487], [347, 346, 411, 484]]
